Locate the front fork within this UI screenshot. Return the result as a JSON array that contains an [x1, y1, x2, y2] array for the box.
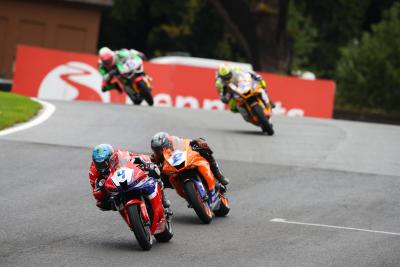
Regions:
[[132, 74, 151, 94], [120, 199, 150, 230], [120, 188, 165, 234], [190, 177, 220, 210]]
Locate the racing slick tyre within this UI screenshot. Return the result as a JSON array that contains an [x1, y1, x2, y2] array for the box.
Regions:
[[154, 215, 173, 242], [137, 80, 154, 106], [125, 87, 143, 105], [213, 194, 230, 217], [183, 180, 213, 224], [127, 204, 153, 250], [252, 104, 274, 136]]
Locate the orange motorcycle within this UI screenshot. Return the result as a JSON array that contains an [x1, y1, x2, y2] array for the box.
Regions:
[[161, 138, 229, 224], [227, 73, 274, 135]]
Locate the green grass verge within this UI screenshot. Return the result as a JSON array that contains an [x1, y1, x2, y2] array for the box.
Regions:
[[0, 92, 42, 131]]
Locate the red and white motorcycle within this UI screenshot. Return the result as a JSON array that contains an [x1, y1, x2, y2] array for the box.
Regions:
[[104, 159, 173, 250]]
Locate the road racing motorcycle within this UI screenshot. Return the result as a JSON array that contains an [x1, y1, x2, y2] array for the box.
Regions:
[[104, 158, 173, 250], [227, 73, 274, 135], [160, 138, 230, 224], [112, 55, 154, 106]]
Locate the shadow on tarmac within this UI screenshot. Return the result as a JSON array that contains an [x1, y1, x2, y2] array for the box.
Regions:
[[219, 129, 270, 136]]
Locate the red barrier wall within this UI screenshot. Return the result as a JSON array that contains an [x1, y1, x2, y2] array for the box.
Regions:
[[12, 45, 336, 118]]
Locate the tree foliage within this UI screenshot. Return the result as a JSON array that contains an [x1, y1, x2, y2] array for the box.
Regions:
[[291, 0, 372, 77], [99, 0, 293, 72], [287, 1, 317, 71], [98, 0, 246, 61], [290, 0, 399, 78], [208, 0, 291, 72], [336, 2, 400, 111], [99, 1, 399, 92]]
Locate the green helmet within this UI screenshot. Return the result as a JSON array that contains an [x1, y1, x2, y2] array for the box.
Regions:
[[116, 49, 130, 61]]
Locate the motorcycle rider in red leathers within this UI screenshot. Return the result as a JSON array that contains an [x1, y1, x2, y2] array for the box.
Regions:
[[89, 144, 171, 213]]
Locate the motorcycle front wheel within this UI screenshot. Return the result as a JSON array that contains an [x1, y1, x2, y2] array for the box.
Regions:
[[183, 180, 213, 224], [127, 204, 153, 250], [252, 104, 274, 135], [125, 86, 143, 105], [137, 80, 154, 106]]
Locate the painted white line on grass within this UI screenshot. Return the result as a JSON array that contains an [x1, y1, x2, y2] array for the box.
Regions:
[[0, 98, 56, 137], [271, 218, 400, 236]]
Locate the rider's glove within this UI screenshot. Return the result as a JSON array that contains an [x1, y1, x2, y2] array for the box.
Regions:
[[147, 164, 161, 179], [103, 69, 118, 82], [133, 156, 161, 179], [251, 72, 262, 81], [103, 73, 111, 82], [95, 178, 106, 192]]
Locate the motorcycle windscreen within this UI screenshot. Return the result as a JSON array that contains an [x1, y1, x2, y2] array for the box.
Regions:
[[167, 150, 187, 170], [111, 167, 135, 187]]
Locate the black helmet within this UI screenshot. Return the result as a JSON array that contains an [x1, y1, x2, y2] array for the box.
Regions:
[[151, 132, 171, 153]]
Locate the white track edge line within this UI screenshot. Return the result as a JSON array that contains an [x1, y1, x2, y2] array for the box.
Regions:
[[270, 218, 400, 236], [0, 98, 56, 137]]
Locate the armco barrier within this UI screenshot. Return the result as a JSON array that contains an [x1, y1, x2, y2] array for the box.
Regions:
[[12, 45, 336, 118]]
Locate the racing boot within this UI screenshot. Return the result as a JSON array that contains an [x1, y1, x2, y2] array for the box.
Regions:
[[161, 190, 173, 216], [115, 82, 124, 94], [208, 158, 229, 186], [191, 139, 230, 186]]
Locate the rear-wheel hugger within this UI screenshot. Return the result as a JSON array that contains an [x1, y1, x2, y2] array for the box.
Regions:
[[154, 216, 173, 242], [252, 104, 274, 135], [214, 194, 230, 217], [183, 180, 213, 224], [127, 205, 153, 250], [137, 80, 154, 106]]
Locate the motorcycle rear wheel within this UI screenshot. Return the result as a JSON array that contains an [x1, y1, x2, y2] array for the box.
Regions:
[[183, 180, 213, 224], [127, 205, 153, 250], [137, 80, 154, 106], [252, 104, 274, 135]]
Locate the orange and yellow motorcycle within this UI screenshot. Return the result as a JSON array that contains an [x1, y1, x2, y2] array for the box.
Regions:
[[160, 138, 230, 224], [227, 73, 274, 135]]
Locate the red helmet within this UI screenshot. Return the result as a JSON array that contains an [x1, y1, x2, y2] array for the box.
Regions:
[[99, 47, 115, 67]]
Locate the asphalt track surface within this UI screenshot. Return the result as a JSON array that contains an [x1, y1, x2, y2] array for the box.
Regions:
[[1, 100, 400, 266]]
